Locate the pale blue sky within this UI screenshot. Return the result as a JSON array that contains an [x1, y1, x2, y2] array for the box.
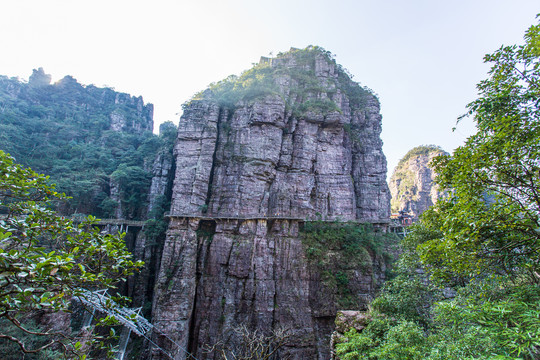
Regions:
[[0, 0, 538, 177]]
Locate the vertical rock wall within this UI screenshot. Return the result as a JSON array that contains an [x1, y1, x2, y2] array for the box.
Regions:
[[151, 48, 391, 359], [168, 97, 388, 222]]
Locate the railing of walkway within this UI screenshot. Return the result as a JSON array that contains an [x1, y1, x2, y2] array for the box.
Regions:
[[164, 212, 391, 224]]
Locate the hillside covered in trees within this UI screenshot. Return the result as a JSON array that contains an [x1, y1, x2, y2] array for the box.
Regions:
[[0, 68, 176, 219]]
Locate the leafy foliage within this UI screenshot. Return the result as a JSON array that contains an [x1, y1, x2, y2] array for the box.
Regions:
[[337, 17, 540, 360], [0, 150, 142, 357], [429, 280, 540, 359], [370, 274, 434, 328], [337, 278, 540, 359], [422, 17, 540, 284], [334, 316, 425, 360]]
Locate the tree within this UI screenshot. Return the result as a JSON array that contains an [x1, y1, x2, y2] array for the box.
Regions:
[[336, 16, 540, 360], [420, 17, 540, 284], [0, 150, 142, 357]]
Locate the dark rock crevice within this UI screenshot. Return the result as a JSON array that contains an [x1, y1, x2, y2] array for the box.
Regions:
[[188, 220, 217, 354], [204, 109, 224, 213]]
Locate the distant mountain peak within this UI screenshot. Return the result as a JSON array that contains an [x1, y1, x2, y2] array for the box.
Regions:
[[389, 145, 448, 217]]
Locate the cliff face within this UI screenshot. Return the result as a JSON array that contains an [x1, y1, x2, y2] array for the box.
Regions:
[[151, 47, 391, 359], [389, 145, 447, 218], [168, 48, 389, 221]]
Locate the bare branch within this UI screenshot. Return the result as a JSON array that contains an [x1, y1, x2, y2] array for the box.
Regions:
[[0, 333, 56, 354], [203, 324, 292, 360]]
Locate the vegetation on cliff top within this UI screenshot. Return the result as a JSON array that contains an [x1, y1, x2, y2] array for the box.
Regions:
[[184, 46, 375, 116], [337, 17, 540, 360], [396, 145, 445, 167]]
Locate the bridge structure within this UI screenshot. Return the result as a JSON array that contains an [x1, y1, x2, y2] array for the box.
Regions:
[[2, 212, 396, 230], [69, 217, 146, 234], [92, 218, 146, 227], [0, 214, 146, 231], [164, 212, 397, 235], [77, 289, 198, 360], [165, 212, 414, 240], [164, 212, 392, 225]]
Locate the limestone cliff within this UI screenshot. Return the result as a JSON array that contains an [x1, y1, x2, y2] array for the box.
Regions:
[[389, 145, 447, 218], [150, 47, 391, 360]]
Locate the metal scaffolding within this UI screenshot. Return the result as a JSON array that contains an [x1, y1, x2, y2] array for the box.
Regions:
[[76, 290, 198, 360]]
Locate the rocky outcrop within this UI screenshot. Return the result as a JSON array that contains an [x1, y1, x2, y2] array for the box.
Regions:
[[28, 67, 52, 87], [389, 145, 447, 218], [109, 93, 154, 133], [151, 47, 391, 360], [168, 51, 388, 222], [109, 178, 124, 219], [330, 311, 371, 360]]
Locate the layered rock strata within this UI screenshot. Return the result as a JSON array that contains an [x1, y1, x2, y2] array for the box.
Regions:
[[151, 47, 391, 359]]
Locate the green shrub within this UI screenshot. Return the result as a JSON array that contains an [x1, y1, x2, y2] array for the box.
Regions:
[[301, 221, 397, 308]]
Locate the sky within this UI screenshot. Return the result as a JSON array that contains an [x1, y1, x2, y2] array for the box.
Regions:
[[1, 0, 538, 178]]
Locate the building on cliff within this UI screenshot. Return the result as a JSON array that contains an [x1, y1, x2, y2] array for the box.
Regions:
[[150, 46, 392, 360]]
